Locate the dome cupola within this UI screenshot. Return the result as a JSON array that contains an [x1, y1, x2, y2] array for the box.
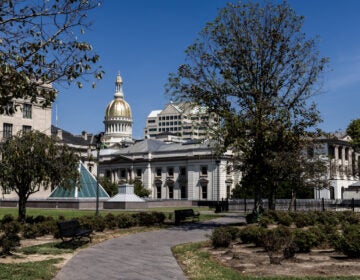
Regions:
[[103, 72, 133, 146]]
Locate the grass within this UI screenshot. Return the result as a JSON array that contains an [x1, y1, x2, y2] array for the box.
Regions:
[[171, 241, 360, 280], [18, 242, 76, 255], [0, 258, 62, 280], [0, 206, 214, 220]]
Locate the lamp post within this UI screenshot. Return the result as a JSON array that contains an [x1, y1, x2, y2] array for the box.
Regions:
[[95, 132, 104, 216]]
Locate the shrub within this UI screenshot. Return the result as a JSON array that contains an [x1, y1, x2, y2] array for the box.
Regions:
[[262, 226, 295, 264], [36, 220, 57, 236], [34, 215, 46, 224], [239, 225, 266, 246], [0, 221, 21, 255], [211, 227, 233, 248], [104, 213, 117, 230], [93, 216, 106, 232], [336, 224, 360, 258], [293, 212, 316, 228], [315, 212, 339, 226], [133, 212, 156, 227], [1, 214, 15, 225], [275, 212, 293, 227], [258, 216, 274, 228], [22, 223, 39, 239], [117, 214, 136, 228], [339, 211, 360, 226], [293, 228, 321, 253], [151, 212, 166, 225]]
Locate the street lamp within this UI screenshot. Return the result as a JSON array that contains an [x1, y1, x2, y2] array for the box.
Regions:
[[94, 132, 104, 216]]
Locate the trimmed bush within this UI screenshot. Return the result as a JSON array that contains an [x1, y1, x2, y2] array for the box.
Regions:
[[211, 227, 233, 248], [258, 216, 274, 228], [293, 212, 316, 228], [293, 228, 321, 253], [315, 212, 339, 226], [262, 226, 295, 264], [336, 224, 360, 258], [117, 214, 136, 228], [104, 213, 117, 230], [275, 212, 293, 227], [22, 223, 39, 239], [239, 225, 266, 246], [0, 221, 21, 255], [151, 212, 166, 225]]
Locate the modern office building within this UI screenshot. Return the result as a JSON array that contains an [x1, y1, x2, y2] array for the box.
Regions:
[[144, 102, 217, 140]]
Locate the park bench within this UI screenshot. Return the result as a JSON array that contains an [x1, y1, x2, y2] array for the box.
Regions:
[[174, 209, 200, 225], [57, 220, 93, 243]]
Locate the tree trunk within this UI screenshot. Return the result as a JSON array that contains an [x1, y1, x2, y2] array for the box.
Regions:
[[18, 193, 28, 223]]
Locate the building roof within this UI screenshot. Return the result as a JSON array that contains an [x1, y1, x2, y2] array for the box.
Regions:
[[147, 110, 162, 118], [48, 162, 109, 199], [51, 125, 94, 147]]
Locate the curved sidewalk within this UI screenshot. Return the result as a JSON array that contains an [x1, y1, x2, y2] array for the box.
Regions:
[[54, 215, 245, 280]]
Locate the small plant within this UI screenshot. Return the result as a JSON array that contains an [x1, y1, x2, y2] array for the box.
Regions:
[[151, 212, 166, 225], [211, 227, 233, 248], [275, 212, 293, 227], [22, 223, 39, 239], [293, 212, 316, 228]]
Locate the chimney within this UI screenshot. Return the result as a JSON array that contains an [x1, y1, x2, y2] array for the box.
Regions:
[[82, 131, 88, 141], [57, 129, 63, 140]]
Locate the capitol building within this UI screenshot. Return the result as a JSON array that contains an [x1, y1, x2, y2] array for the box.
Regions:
[[97, 73, 240, 201]]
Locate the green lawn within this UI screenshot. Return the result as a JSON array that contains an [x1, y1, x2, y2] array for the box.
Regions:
[[0, 206, 216, 220]]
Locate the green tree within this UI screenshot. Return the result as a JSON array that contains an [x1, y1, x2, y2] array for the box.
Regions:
[[0, 0, 103, 112], [0, 131, 79, 222], [346, 119, 360, 151], [99, 177, 118, 197], [132, 179, 151, 198], [167, 1, 327, 211]]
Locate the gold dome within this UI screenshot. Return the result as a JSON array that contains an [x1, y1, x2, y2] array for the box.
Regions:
[[105, 99, 132, 119]]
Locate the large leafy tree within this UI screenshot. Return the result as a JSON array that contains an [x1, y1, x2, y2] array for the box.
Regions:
[[346, 119, 360, 152], [0, 131, 79, 222], [167, 1, 328, 210], [0, 0, 103, 112]]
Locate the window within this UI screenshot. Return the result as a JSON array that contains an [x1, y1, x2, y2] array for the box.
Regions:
[[166, 116, 169, 120], [23, 104, 32, 119], [157, 186, 161, 198], [22, 125, 32, 133], [202, 185, 207, 199], [136, 168, 142, 177], [3, 123, 13, 139], [180, 167, 186, 176], [3, 102, 14, 116], [149, 128, 157, 132], [106, 170, 111, 178], [201, 166, 208, 176], [167, 167, 174, 177], [170, 116, 173, 120], [226, 185, 231, 199], [120, 169, 126, 178], [148, 119, 156, 123], [226, 165, 231, 175], [156, 168, 162, 177], [181, 185, 187, 199], [168, 185, 174, 199]]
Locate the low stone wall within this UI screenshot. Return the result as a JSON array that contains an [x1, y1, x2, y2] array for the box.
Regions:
[[104, 201, 148, 210], [0, 199, 107, 210]]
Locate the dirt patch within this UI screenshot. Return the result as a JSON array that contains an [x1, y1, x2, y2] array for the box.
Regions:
[[207, 243, 360, 277]]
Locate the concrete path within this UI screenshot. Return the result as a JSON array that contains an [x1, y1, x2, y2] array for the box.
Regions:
[[53, 215, 245, 280]]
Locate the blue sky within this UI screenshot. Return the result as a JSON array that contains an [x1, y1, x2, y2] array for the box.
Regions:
[[53, 0, 360, 139]]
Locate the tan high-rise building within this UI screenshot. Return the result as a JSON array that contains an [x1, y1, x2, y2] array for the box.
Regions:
[[0, 86, 53, 142]]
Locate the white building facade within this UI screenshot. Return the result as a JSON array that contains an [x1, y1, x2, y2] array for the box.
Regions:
[[313, 135, 360, 199], [99, 139, 241, 201]]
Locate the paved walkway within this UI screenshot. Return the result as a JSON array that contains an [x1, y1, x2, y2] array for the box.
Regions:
[[54, 214, 245, 280]]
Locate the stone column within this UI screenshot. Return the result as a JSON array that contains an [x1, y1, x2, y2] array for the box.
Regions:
[[334, 145, 339, 177], [348, 148, 353, 178]]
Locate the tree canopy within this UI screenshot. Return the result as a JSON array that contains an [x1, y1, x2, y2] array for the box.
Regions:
[[346, 119, 360, 152], [167, 1, 328, 210], [0, 0, 103, 113], [0, 131, 79, 221]]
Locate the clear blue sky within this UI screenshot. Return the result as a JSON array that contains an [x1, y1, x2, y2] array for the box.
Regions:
[[53, 0, 360, 139]]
